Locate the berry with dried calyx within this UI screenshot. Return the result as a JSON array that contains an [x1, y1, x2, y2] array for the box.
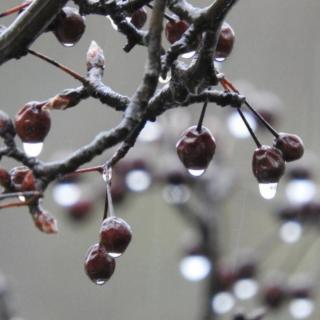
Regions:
[[215, 22, 235, 61], [252, 146, 285, 183], [165, 20, 189, 44], [100, 216, 132, 258], [54, 7, 86, 47], [84, 243, 116, 285], [273, 133, 304, 162], [176, 126, 216, 176], [9, 166, 30, 191], [21, 171, 36, 192], [32, 208, 58, 234], [129, 8, 147, 29]]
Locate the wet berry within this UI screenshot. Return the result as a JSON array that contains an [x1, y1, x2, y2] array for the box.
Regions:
[[129, 8, 147, 29], [215, 22, 235, 61], [84, 243, 116, 285], [176, 126, 216, 172], [9, 166, 30, 191], [252, 146, 285, 183], [100, 217, 132, 258], [15, 102, 51, 143], [54, 7, 86, 47], [273, 133, 304, 162], [165, 20, 189, 44]]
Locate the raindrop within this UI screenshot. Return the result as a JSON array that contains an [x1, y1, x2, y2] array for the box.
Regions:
[[215, 57, 226, 62], [259, 183, 278, 200], [159, 72, 171, 84], [108, 252, 122, 258], [95, 279, 106, 286], [62, 43, 74, 47], [187, 169, 205, 177], [23, 142, 43, 157], [179, 255, 211, 282], [233, 279, 259, 300], [125, 169, 151, 192], [212, 292, 235, 314]]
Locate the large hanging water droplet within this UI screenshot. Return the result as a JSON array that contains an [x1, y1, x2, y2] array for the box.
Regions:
[[106, 15, 118, 31], [95, 279, 106, 286], [259, 183, 278, 200], [108, 252, 122, 258], [23, 142, 43, 157], [181, 51, 195, 59], [187, 169, 205, 177], [159, 72, 171, 84]]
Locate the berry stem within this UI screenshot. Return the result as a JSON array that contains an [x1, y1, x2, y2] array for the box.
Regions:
[[0, 1, 32, 18], [103, 167, 115, 220], [196, 101, 208, 133], [63, 165, 103, 179], [146, 3, 175, 22], [237, 108, 261, 147], [27, 49, 88, 85]]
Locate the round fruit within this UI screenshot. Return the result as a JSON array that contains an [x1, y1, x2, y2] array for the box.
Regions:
[[165, 20, 189, 44], [15, 102, 51, 143], [54, 7, 86, 46], [252, 146, 285, 183], [84, 243, 116, 285], [273, 132, 304, 162], [176, 126, 216, 171], [129, 8, 147, 29], [215, 22, 235, 61], [100, 217, 132, 258]]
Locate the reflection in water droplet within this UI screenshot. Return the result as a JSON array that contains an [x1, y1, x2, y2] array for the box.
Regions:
[[108, 252, 122, 258], [19, 195, 26, 202], [23, 142, 43, 157], [187, 169, 205, 177], [52, 183, 81, 207], [212, 292, 235, 314], [259, 183, 278, 200], [181, 51, 195, 59], [215, 57, 226, 62], [95, 279, 106, 286], [162, 185, 190, 204], [106, 15, 118, 31], [159, 72, 171, 84], [125, 170, 151, 192], [179, 255, 211, 282]]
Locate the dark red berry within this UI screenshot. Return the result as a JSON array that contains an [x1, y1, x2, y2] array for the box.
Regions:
[[252, 146, 285, 183], [32, 209, 58, 234], [0, 168, 11, 190], [215, 22, 235, 61], [21, 171, 36, 192], [9, 166, 30, 191], [176, 126, 216, 172], [129, 8, 147, 29], [54, 7, 86, 47], [15, 102, 51, 143], [84, 243, 116, 285], [0, 111, 15, 137], [100, 217, 132, 257], [165, 20, 189, 44], [273, 133, 304, 162]]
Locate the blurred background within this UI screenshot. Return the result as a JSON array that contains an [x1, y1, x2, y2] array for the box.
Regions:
[[0, 0, 320, 319]]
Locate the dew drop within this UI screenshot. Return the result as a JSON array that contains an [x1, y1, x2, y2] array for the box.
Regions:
[[215, 57, 226, 62], [108, 252, 122, 258], [187, 169, 205, 177], [259, 183, 278, 200], [181, 51, 195, 59], [23, 142, 43, 157], [95, 279, 106, 286], [106, 15, 118, 31], [159, 72, 171, 84], [62, 43, 75, 47]]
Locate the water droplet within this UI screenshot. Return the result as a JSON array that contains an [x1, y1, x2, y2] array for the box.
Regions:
[[259, 183, 278, 200], [52, 183, 81, 207], [280, 221, 302, 244], [227, 111, 257, 139], [289, 298, 314, 319], [179, 255, 211, 282], [23, 142, 43, 157], [159, 72, 171, 84], [181, 51, 195, 59], [106, 15, 118, 31], [212, 292, 235, 314], [62, 43, 75, 47], [286, 179, 316, 204], [162, 185, 190, 204], [125, 169, 151, 192], [233, 279, 258, 300], [95, 279, 106, 286], [215, 57, 226, 62], [108, 252, 122, 258], [19, 195, 26, 202], [187, 169, 205, 177]]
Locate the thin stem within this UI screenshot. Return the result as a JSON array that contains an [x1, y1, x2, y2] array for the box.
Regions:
[[0, 191, 42, 201], [28, 49, 88, 85], [63, 165, 103, 178], [237, 108, 261, 148], [146, 3, 175, 22], [196, 101, 208, 133], [103, 167, 115, 220], [0, 1, 32, 18]]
